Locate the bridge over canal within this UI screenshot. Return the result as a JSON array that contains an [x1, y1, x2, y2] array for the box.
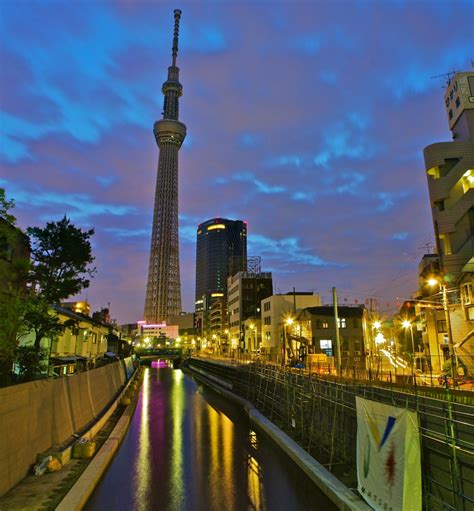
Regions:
[[135, 347, 183, 368]]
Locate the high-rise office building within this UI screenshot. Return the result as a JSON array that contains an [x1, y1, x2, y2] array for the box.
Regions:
[[144, 10, 186, 323], [195, 218, 247, 334], [195, 218, 247, 303], [424, 71, 474, 280]]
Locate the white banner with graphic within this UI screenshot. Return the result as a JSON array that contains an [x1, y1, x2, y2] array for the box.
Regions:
[[356, 396, 421, 511]]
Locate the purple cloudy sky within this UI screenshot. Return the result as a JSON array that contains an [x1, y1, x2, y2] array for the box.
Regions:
[[1, 0, 473, 323]]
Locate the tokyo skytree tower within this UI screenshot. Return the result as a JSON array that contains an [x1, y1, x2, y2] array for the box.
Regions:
[[144, 9, 186, 323]]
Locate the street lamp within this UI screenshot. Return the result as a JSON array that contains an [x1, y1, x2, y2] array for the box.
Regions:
[[402, 320, 416, 383], [371, 320, 383, 378], [283, 317, 294, 366], [224, 329, 229, 356], [249, 323, 257, 354], [427, 278, 458, 383]]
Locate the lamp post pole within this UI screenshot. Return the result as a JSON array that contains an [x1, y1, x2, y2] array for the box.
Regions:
[[402, 320, 416, 384], [429, 278, 458, 386], [409, 324, 415, 384], [332, 287, 342, 377], [442, 284, 458, 385]]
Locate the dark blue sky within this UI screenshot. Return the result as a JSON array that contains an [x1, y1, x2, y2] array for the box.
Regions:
[[1, 0, 473, 323]]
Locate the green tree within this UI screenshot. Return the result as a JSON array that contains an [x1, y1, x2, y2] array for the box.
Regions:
[[14, 346, 46, 379], [0, 189, 31, 381], [23, 296, 68, 350], [28, 216, 96, 303]]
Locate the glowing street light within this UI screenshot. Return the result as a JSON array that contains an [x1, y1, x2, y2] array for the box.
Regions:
[[373, 320, 382, 330], [282, 316, 294, 366]]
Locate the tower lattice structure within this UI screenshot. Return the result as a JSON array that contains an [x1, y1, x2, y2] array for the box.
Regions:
[[144, 9, 186, 323]]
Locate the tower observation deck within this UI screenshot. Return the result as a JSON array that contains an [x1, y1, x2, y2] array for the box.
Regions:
[[144, 9, 186, 323]]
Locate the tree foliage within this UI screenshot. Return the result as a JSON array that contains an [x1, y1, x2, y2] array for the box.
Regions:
[[23, 296, 75, 349], [0, 188, 31, 378], [28, 216, 96, 303], [14, 346, 46, 379], [1, 192, 96, 380]]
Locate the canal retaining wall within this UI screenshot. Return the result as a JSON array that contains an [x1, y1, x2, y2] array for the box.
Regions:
[[188, 357, 474, 511], [0, 359, 132, 497], [187, 360, 369, 511]]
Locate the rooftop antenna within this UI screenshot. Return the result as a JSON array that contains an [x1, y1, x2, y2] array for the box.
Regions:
[[430, 69, 460, 88], [172, 9, 182, 67], [418, 242, 434, 254]]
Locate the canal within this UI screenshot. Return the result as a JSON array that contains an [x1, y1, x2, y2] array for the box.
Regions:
[[85, 366, 336, 511]]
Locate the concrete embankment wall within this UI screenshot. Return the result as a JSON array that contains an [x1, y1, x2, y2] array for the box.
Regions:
[[0, 360, 129, 497]]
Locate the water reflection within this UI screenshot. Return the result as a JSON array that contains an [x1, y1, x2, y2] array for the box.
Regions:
[[86, 367, 336, 511], [247, 430, 266, 510], [133, 367, 150, 510], [170, 369, 184, 509]]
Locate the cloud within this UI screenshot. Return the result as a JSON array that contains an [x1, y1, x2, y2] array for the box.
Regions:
[[392, 232, 409, 240], [217, 171, 286, 195], [375, 191, 410, 212], [239, 132, 262, 148], [103, 227, 148, 238], [292, 191, 315, 203], [1, 179, 136, 221], [249, 234, 342, 269], [96, 175, 116, 188]]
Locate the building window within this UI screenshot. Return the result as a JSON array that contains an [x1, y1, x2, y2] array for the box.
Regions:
[[461, 170, 474, 193], [322, 320, 329, 329], [320, 339, 332, 356], [264, 316, 271, 325], [461, 283, 473, 305], [338, 318, 347, 328], [437, 320, 447, 333], [449, 109, 453, 120], [264, 302, 271, 312], [455, 97, 460, 108]]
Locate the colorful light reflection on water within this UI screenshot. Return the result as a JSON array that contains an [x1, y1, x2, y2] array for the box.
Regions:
[[85, 367, 336, 511], [151, 359, 169, 369]]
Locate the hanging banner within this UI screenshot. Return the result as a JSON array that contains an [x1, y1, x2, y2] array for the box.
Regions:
[[356, 396, 421, 511]]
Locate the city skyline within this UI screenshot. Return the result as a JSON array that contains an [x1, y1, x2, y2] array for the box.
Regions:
[[1, 1, 473, 323]]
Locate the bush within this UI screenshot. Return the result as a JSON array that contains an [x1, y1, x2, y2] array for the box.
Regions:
[[15, 346, 46, 379]]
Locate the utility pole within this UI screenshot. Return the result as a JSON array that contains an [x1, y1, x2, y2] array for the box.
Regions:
[[442, 284, 458, 386], [332, 287, 342, 376]]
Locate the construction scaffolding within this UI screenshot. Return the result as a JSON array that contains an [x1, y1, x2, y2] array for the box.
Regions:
[[232, 362, 474, 511]]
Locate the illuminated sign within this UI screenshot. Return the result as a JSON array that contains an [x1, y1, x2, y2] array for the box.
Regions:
[[207, 224, 226, 231], [211, 293, 224, 297]]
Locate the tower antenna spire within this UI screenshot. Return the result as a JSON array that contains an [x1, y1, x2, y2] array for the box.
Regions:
[[172, 9, 182, 66]]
